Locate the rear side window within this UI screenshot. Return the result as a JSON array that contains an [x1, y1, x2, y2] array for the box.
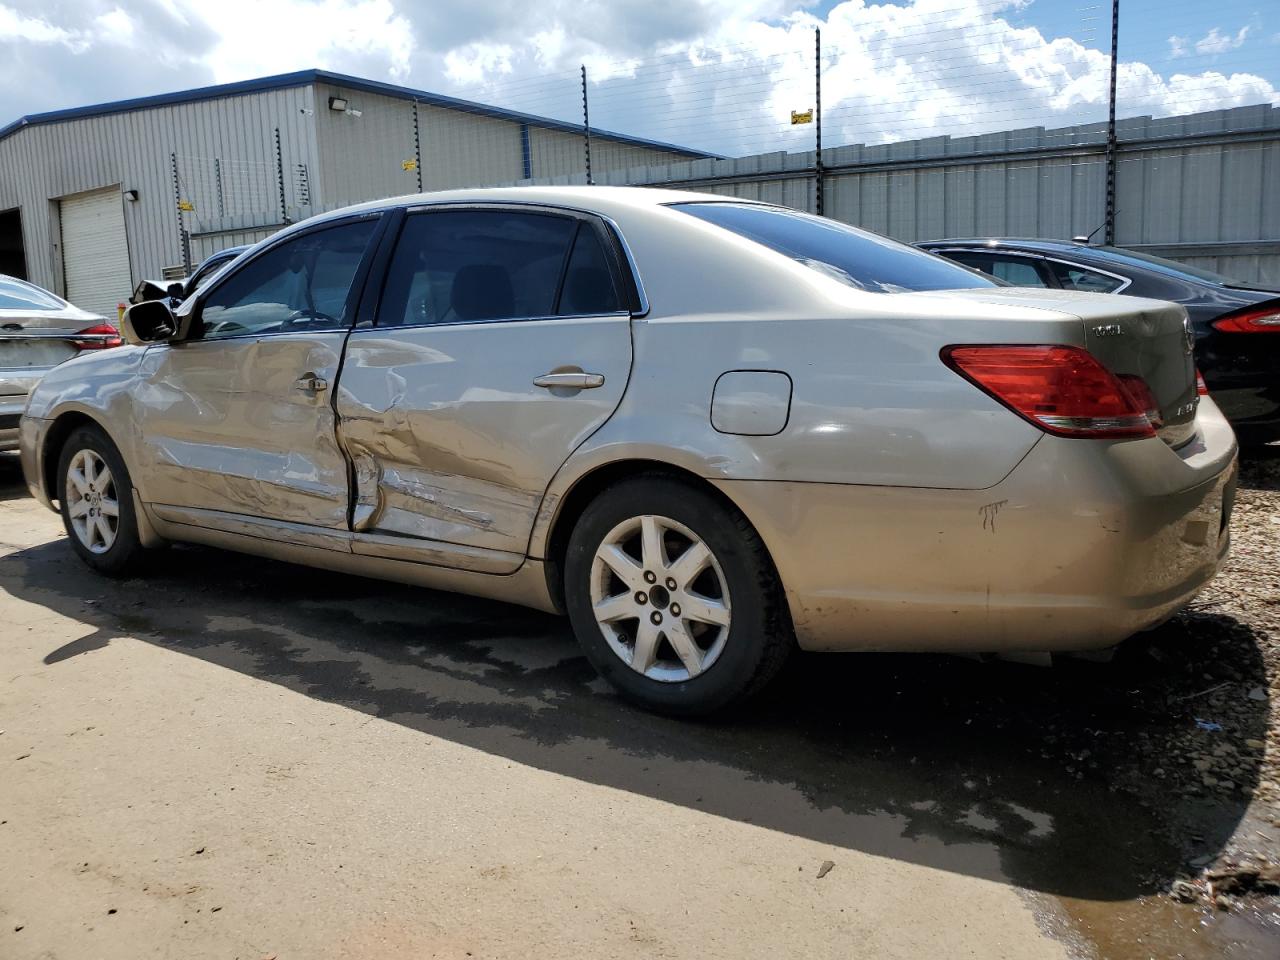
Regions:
[[558, 226, 622, 315], [0, 277, 65, 311], [671, 202, 994, 293], [1050, 262, 1125, 293], [379, 210, 583, 326]]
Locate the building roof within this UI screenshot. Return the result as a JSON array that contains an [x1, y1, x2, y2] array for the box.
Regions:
[[0, 68, 719, 159]]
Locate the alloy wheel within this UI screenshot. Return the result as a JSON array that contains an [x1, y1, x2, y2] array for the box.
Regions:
[[66, 449, 119, 555], [589, 514, 732, 682]]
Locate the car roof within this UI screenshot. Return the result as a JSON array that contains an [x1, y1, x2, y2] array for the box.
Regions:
[[302, 185, 764, 227]]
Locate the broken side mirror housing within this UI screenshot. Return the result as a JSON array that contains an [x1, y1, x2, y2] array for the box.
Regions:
[[121, 299, 180, 345]]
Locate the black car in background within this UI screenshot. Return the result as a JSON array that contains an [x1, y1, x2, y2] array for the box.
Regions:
[[129, 244, 250, 308], [918, 238, 1280, 444]]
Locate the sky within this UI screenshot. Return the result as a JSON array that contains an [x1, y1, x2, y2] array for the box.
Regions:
[[1, 0, 1276, 157]]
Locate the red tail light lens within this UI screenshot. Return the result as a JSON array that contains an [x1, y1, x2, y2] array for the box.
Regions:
[[942, 345, 1156, 439], [73, 323, 123, 350], [1211, 305, 1280, 333], [1195, 368, 1209, 396]]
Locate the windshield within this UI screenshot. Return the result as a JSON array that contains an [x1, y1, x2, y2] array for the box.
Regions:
[[1093, 246, 1247, 285], [671, 202, 996, 293], [0, 276, 66, 311]]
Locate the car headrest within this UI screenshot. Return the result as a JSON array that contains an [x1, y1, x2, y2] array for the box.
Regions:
[[451, 264, 514, 321]]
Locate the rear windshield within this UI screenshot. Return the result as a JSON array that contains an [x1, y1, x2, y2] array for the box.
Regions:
[[1091, 246, 1246, 286], [671, 202, 995, 293], [0, 276, 65, 311]]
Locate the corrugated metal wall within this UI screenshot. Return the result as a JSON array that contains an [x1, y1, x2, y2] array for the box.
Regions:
[[0, 85, 319, 297], [314, 83, 421, 205], [521, 104, 1280, 284]]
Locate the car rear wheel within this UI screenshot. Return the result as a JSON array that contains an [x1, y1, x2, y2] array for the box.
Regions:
[[56, 425, 146, 577], [564, 475, 792, 716]]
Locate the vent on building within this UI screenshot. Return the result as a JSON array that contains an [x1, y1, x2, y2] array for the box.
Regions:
[[162, 265, 187, 281]]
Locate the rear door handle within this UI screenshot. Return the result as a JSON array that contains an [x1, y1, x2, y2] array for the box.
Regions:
[[533, 372, 605, 390], [295, 374, 329, 392]]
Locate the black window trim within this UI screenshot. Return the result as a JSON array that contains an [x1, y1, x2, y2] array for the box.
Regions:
[[181, 210, 390, 345], [364, 201, 644, 332]]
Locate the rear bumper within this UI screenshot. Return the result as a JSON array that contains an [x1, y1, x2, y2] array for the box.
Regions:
[[716, 402, 1238, 653], [0, 393, 28, 451]]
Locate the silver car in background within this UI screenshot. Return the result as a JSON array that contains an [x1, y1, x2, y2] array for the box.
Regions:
[[0, 276, 120, 450], [18, 187, 1237, 715]]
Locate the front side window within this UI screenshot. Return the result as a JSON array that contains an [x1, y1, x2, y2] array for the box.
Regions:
[[988, 257, 1052, 288], [198, 219, 377, 340], [1050, 261, 1125, 293], [671, 202, 995, 293]]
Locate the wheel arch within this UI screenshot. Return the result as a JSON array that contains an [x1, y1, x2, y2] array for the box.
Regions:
[[41, 409, 123, 505], [539, 457, 783, 615]]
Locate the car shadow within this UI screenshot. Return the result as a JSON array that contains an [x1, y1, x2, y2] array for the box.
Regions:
[[0, 453, 30, 501], [2, 521, 1268, 906]]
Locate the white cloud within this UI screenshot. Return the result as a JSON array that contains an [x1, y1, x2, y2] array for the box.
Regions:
[[1195, 25, 1250, 56], [0, 0, 1276, 157]]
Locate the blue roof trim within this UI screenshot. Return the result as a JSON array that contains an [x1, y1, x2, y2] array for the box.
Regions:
[[0, 68, 720, 159]]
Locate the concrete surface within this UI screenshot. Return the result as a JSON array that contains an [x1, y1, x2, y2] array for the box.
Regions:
[[1, 451, 1276, 959]]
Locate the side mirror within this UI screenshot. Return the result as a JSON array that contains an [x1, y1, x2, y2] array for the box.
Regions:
[[121, 299, 179, 345]]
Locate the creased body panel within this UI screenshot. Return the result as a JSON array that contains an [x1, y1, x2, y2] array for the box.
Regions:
[[133, 335, 350, 527], [717, 402, 1237, 652], [335, 316, 632, 558]]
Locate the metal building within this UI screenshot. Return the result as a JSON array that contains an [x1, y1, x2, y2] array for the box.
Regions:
[[0, 69, 711, 317]]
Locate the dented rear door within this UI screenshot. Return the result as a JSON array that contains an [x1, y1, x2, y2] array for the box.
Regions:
[[335, 206, 634, 573]]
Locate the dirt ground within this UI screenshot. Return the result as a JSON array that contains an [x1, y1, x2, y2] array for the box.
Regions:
[[0, 449, 1277, 959]]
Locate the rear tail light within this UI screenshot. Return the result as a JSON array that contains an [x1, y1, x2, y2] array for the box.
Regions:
[[942, 344, 1156, 439], [1196, 368, 1209, 396], [1211, 305, 1280, 333], [72, 323, 123, 350]]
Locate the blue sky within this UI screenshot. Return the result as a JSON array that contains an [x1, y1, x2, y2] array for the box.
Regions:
[[1, 0, 1277, 156]]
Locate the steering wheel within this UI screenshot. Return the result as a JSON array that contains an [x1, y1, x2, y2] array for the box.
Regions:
[[283, 309, 341, 329]]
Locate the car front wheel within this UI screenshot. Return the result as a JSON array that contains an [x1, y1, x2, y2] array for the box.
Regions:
[[564, 475, 792, 716], [56, 425, 146, 577]]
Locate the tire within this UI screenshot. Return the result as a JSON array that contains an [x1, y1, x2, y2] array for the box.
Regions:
[[564, 475, 793, 716], [56, 425, 147, 577]]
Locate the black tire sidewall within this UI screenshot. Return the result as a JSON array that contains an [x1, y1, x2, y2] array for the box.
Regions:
[[564, 477, 778, 716], [56, 425, 144, 576]]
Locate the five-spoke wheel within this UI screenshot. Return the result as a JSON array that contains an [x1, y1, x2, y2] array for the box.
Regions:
[[56, 425, 147, 576]]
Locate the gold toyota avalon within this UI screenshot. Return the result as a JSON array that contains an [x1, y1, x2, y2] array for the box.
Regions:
[[20, 187, 1237, 715]]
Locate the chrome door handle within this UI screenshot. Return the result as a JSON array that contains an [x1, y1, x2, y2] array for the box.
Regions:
[[295, 374, 328, 392], [533, 372, 605, 390]]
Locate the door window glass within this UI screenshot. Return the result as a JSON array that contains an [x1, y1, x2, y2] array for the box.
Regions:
[[199, 219, 377, 339], [380, 210, 578, 327], [988, 257, 1051, 287], [558, 227, 622, 315], [1050, 262, 1126, 293]]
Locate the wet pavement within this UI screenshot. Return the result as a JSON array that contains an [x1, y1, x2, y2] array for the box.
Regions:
[[1, 450, 1278, 958]]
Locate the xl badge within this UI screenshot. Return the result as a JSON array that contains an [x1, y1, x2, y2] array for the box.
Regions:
[[1092, 323, 1123, 338]]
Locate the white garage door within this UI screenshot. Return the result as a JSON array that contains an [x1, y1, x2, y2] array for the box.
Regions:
[[59, 186, 132, 318]]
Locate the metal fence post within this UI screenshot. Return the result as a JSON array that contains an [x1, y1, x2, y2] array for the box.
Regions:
[[1104, 0, 1119, 245], [274, 127, 288, 224], [815, 27, 824, 216], [171, 151, 191, 273], [581, 64, 594, 186], [412, 100, 423, 193]]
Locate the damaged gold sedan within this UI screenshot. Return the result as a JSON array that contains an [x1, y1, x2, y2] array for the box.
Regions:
[[20, 187, 1237, 714]]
